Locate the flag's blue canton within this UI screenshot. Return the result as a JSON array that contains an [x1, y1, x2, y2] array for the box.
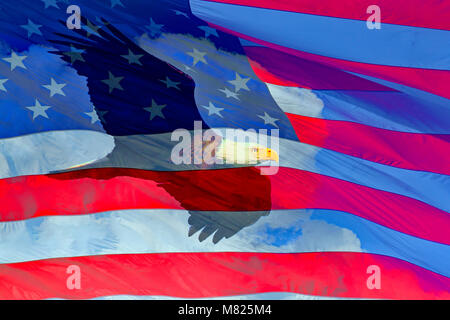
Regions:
[[0, 45, 102, 138], [0, 0, 298, 140]]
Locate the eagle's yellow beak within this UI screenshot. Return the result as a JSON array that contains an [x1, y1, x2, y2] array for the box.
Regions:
[[256, 147, 279, 162]]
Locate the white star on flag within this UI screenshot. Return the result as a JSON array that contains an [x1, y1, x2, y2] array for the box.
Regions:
[[202, 102, 224, 118], [219, 87, 240, 100], [102, 71, 124, 93], [258, 112, 279, 128], [26, 99, 51, 120], [229, 72, 250, 92], [84, 109, 100, 124], [145, 99, 167, 120], [0, 79, 8, 92], [187, 48, 207, 66], [3, 51, 27, 71], [121, 49, 143, 65], [43, 78, 66, 97], [20, 19, 43, 38]]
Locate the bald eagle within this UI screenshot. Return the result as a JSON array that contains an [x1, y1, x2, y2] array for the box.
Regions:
[[50, 17, 278, 243]]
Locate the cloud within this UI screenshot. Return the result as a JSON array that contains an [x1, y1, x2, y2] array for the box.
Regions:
[[266, 84, 324, 117], [0, 130, 114, 178], [239, 210, 362, 253]]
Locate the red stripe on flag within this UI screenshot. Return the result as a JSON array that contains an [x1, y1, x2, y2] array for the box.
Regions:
[[201, 0, 450, 30], [287, 113, 450, 175], [0, 252, 448, 299], [2, 167, 449, 244]]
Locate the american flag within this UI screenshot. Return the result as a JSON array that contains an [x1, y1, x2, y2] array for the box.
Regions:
[[0, 0, 449, 299]]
